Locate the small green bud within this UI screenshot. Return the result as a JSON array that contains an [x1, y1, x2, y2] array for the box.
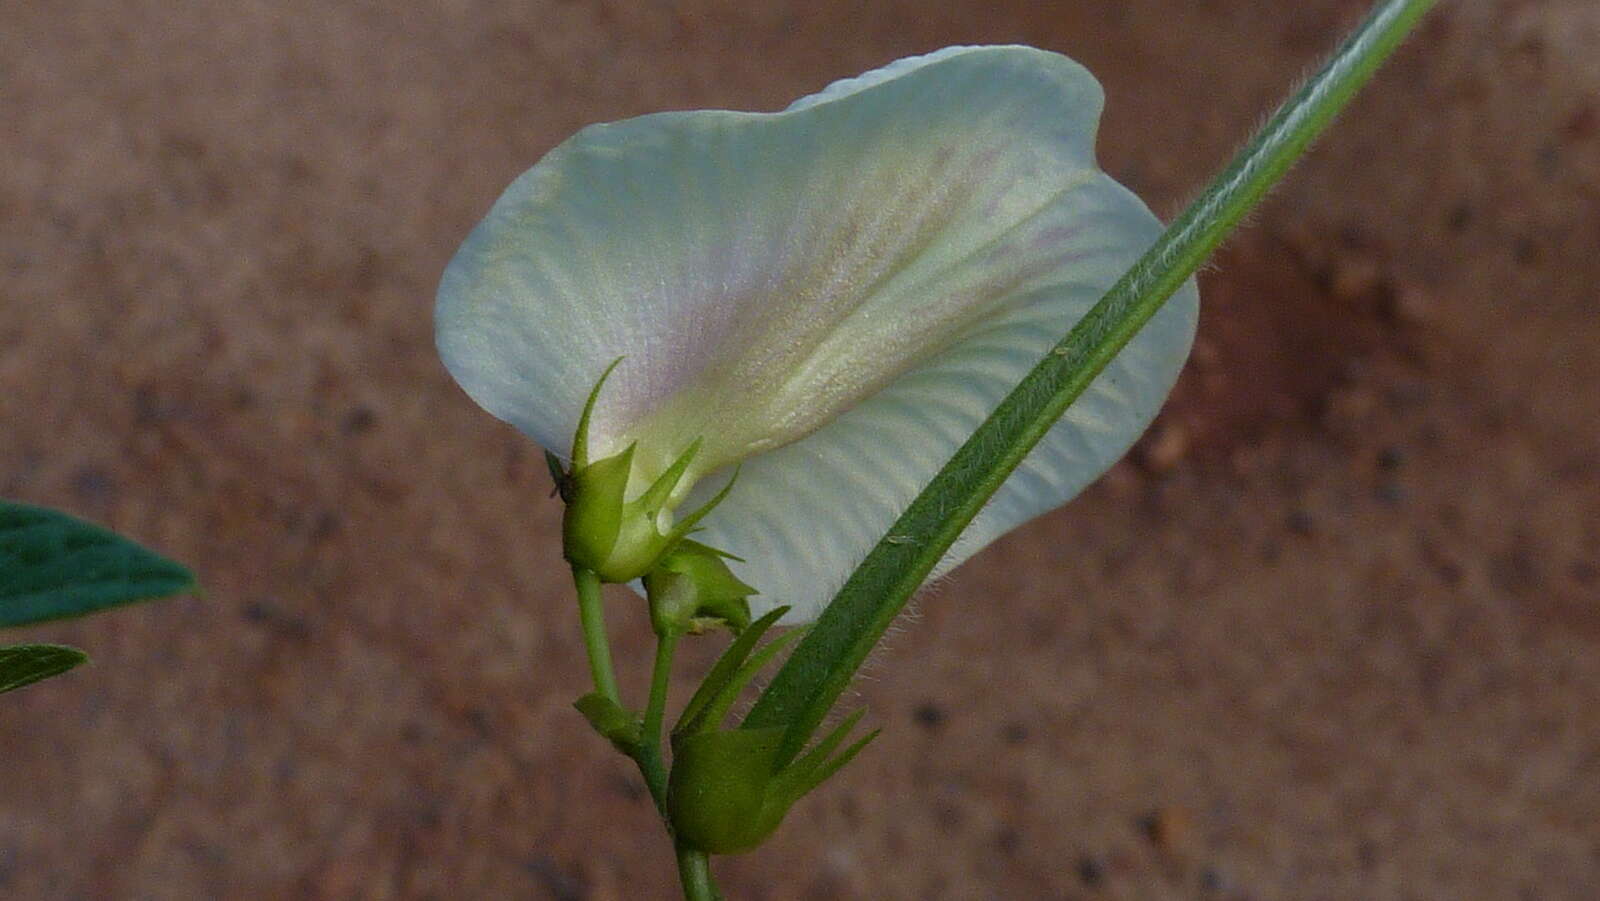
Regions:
[[668, 727, 790, 854], [644, 541, 755, 637]]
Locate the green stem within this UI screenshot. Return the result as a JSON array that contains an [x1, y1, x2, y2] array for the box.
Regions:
[[634, 628, 679, 814], [675, 844, 720, 901], [745, 0, 1440, 765], [573, 568, 698, 890], [573, 567, 621, 704]]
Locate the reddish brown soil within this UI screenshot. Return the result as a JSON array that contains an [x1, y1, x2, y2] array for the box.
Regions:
[[3, 1, 1598, 898]]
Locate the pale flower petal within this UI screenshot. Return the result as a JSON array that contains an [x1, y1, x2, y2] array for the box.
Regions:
[[437, 45, 1198, 622]]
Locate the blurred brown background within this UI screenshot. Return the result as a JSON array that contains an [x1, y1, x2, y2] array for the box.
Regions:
[[3, 0, 1597, 898]]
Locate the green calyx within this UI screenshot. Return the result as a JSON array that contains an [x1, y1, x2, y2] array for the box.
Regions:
[[666, 607, 878, 855], [557, 359, 736, 584], [644, 541, 755, 637], [560, 441, 682, 581]]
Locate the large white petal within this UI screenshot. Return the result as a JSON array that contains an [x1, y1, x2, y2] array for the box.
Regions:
[[686, 184, 1196, 623], [436, 46, 1198, 621]]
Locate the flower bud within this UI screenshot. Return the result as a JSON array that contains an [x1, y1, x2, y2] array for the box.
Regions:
[[669, 710, 877, 855], [643, 541, 755, 637], [668, 727, 790, 854]]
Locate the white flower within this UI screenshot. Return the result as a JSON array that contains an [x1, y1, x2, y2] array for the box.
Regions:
[[437, 45, 1198, 622]]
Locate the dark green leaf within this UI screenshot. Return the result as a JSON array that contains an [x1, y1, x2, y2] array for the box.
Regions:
[[0, 643, 88, 693], [0, 500, 195, 628]]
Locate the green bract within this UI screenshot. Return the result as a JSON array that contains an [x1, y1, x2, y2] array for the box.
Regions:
[[664, 608, 874, 854]]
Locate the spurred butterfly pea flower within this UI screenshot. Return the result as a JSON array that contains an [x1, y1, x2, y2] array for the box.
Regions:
[[437, 46, 1198, 623]]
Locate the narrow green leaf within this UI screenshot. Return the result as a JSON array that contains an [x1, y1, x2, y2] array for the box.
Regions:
[[743, 0, 1440, 766], [0, 500, 196, 628], [0, 643, 88, 693]]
